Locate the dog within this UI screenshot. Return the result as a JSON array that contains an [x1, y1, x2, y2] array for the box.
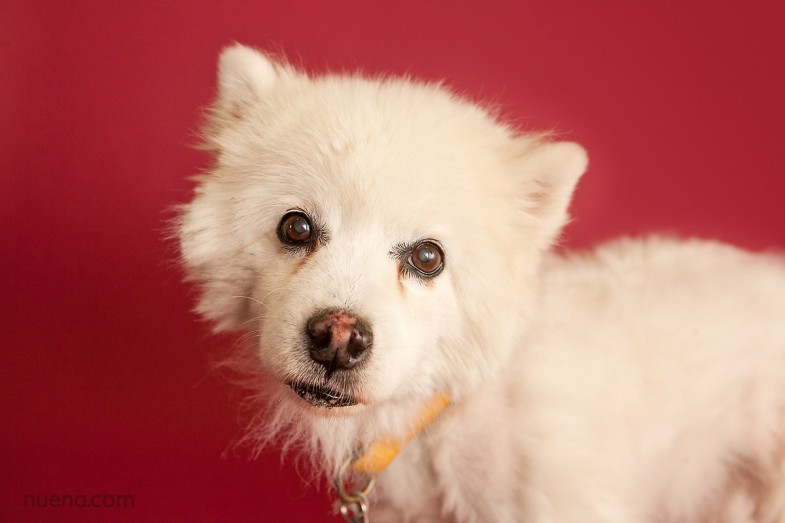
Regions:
[[178, 44, 785, 522]]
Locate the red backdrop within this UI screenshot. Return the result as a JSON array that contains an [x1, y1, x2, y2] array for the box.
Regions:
[[2, 1, 784, 521]]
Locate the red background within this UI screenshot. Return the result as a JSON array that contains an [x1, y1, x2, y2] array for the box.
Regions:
[[2, 1, 784, 521]]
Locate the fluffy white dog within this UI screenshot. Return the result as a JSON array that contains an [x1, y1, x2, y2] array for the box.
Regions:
[[178, 44, 785, 522]]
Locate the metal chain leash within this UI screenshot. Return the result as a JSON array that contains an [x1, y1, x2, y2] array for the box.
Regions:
[[338, 491, 369, 523], [335, 458, 376, 523]]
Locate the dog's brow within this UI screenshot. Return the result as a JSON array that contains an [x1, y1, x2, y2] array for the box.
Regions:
[[389, 242, 412, 259]]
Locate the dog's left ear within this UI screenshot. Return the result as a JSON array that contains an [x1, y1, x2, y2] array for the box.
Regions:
[[515, 140, 588, 248]]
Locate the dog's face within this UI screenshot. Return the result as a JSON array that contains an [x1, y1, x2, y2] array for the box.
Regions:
[[179, 45, 587, 414]]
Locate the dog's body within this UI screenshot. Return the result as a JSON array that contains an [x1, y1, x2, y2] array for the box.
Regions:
[[178, 45, 785, 522], [375, 238, 785, 522]]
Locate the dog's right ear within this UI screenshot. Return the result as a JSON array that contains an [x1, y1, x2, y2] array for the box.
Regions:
[[216, 44, 278, 106], [205, 44, 294, 139]]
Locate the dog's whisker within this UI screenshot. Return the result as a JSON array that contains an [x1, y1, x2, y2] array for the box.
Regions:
[[230, 294, 264, 305], [238, 315, 264, 329]]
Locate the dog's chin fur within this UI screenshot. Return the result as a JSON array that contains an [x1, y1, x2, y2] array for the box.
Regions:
[[219, 349, 454, 488], [179, 45, 785, 522]]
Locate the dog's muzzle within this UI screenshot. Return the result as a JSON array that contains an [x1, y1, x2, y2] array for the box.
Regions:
[[286, 309, 373, 408]]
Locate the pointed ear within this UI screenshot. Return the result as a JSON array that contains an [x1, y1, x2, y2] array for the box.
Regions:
[[216, 44, 278, 105], [516, 140, 588, 248], [202, 44, 292, 148]]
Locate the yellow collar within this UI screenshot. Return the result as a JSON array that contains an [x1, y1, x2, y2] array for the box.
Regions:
[[350, 394, 451, 475]]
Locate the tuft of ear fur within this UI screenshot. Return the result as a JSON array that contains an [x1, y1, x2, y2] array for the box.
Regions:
[[517, 140, 588, 248]]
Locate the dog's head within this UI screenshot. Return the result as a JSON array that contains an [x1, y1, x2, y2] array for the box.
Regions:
[[179, 45, 586, 414]]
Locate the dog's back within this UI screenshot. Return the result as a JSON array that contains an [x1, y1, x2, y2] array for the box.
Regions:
[[512, 237, 785, 522]]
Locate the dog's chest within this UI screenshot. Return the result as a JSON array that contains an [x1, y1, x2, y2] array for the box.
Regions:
[[372, 396, 528, 522], [372, 441, 445, 521]]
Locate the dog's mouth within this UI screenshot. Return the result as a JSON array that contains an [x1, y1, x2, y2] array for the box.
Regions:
[[288, 381, 358, 408]]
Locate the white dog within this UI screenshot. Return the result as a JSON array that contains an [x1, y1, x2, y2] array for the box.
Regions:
[[178, 44, 785, 522]]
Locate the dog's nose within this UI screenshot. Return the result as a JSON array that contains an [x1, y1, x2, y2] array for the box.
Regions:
[[306, 309, 373, 377]]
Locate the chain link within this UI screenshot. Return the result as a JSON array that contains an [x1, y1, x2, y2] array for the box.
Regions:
[[335, 458, 376, 523], [339, 492, 369, 523]]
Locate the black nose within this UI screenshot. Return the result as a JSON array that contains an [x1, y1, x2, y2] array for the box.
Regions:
[[306, 309, 373, 378]]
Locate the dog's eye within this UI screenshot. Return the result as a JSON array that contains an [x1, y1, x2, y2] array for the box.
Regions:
[[278, 211, 313, 245], [408, 241, 444, 277]]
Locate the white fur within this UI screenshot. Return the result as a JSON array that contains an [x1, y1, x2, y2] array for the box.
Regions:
[[178, 44, 785, 522]]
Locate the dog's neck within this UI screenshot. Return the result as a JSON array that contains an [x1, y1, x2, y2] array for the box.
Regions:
[[351, 393, 451, 475], [333, 393, 452, 518]]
